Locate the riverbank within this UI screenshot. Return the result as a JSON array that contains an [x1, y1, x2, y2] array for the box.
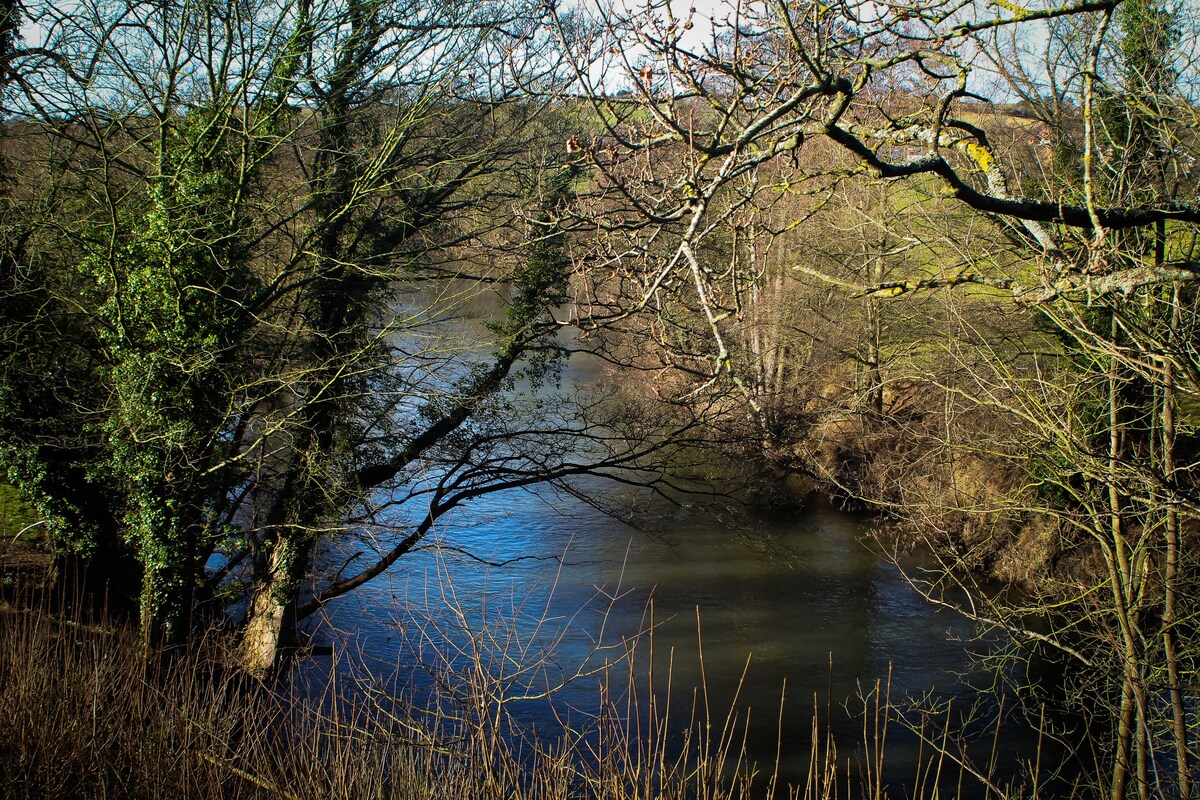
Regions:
[[2, 594, 712, 800], [728, 379, 1067, 592]]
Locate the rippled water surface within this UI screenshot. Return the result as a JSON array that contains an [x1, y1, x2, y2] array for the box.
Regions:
[[308, 477, 1064, 794]]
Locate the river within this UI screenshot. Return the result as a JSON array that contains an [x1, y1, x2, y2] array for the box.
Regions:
[[307, 479, 1071, 796], [297, 329, 1073, 796]]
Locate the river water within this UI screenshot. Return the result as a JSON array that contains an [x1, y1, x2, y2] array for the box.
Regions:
[[300, 336, 1070, 796], [309, 480, 1068, 796]]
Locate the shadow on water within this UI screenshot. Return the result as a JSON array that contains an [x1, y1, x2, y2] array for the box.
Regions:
[[302, 480, 1084, 797]]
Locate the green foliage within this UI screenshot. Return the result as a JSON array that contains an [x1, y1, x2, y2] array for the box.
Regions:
[[1096, 0, 1180, 205], [491, 162, 581, 388], [0, 482, 34, 541], [63, 101, 267, 634], [508, 166, 576, 329], [1120, 0, 1180, 96]]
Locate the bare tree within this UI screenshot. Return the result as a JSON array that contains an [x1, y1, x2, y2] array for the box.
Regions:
[[554, 0, 1199, 796]]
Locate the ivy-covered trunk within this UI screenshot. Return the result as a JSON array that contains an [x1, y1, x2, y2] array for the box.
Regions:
[[90, 93, 265, 643]]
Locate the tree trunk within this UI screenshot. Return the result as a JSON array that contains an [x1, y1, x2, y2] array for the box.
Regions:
[[239, 539, 310, 678], [1161, 282, 1191, 799], [1112, 675, 1134, 800], [1107, 312, 1137, 800], [240, 585, 292, 679], [864, 256, 884, 416]]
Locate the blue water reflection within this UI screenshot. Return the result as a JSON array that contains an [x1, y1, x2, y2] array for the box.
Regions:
[[306, 480, 1061, 795]]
